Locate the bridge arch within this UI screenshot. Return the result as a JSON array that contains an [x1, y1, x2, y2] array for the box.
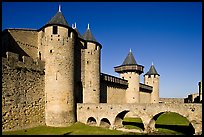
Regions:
[[114, 110, 129, 128], [148, 111, 195, 134], [99, 118, 111, 128], [87, 117, 97, 126]]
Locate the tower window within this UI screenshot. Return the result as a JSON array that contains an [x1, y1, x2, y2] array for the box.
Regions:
[[39, 52, 41, 60], [53, 26, 58, 34]]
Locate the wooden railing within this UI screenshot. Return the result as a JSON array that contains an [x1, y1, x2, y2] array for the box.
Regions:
[[100, 73, 128, 86]]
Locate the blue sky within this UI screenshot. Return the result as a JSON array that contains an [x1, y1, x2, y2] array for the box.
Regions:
[[2, 2, 202, 98]]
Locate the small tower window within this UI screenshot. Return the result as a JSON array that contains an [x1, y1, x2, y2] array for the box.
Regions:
[[39, 52, 41, 60], [53, 26, 58, 34]]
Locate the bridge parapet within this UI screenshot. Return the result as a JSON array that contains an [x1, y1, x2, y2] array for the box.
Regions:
[[77, 103, 202, 134]]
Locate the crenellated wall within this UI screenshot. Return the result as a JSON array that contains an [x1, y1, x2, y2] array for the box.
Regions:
[[2, 52, 45, 131]]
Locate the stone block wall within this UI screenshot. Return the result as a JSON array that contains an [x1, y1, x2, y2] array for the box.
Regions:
[[2, 52, 45, 131], [100, 82, 127, 103], [139, 92, 151, 103], [159, 98, 184, 103], [100, 73, 128, 103]]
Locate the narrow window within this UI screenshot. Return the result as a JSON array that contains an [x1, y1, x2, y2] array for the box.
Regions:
[[39, 52, 41, 60], [53, 26, 58, 34]]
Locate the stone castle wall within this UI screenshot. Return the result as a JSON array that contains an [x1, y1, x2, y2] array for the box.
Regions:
[[159, 98, 184, 103], [2, 52, 45, 131], [100, 73, 128, 103], [139, 92, 151, 103], [100, 82, 127, 103]]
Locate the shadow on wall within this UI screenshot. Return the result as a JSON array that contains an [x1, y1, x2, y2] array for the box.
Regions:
[[100, 82, 107, 103], [2, 30, 29, 58]]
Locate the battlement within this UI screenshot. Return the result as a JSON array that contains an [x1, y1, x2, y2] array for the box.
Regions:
[[100, 73, 128, 86], [2, 52, 45, 73]]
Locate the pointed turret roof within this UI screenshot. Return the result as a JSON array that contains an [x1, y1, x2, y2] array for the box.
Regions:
[[46, 5, 69, 27], [83, 24, 97, 42], [72, 23, 83, 39], [114, 49, 144, 74], [122, 49, 137, 65], [145, 63, 160, 76]]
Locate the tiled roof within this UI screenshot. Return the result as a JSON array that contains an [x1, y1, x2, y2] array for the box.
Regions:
[[46, 11, 69, 27], [83, 25, 97, 43], [145, 64, 160, 76], [122, 50, 137, 65], [74, 28, 84, 39]]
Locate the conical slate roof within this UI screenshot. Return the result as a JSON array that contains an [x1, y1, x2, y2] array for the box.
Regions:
[[122, 50, 137, 65], [73, 27, 84, 39], [72, 23, 84, 39], [83, 24, 97, 43], [145, 64, 160, 76], [74, 28, 84, 39], [46, 11, 69, 27]]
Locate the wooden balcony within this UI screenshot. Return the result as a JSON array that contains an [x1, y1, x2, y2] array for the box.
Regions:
[[114, 64, 144, 74]]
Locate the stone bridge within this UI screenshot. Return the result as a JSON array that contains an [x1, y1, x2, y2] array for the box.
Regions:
[[77, 103, 202, 135]]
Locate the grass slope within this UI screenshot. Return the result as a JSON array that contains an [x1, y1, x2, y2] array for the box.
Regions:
[[123, 112, 194, 135], [2, 122, 137, 135], [2, 112, 194, 135]]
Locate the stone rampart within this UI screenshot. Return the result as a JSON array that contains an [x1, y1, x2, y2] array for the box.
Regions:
[[2, 52, 45, 131], [160, 98, 184, 103], [100, 73, 127, 103]]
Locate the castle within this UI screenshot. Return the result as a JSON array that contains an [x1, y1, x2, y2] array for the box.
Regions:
[[2, 6, 160, 131]]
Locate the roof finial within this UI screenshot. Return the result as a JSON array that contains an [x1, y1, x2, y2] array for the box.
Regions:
[[75, 22, 77, 29], [152, 62, 154, 66], [58, 5, 61, 12], [87, 23, 90, 29], [130, 48, 132, 52]]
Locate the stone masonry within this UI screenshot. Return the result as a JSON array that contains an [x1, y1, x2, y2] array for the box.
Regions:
[[2, 52, 45, 131], [2, 5, 202, 135]]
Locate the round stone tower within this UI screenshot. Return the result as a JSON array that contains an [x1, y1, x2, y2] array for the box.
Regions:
[[38, 6, 77, 127], [114, 49, 144, 103], [82, 24, 102, 103], [144, 63, 160, 103]]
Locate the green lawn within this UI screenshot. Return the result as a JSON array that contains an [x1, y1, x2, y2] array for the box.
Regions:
[[123, 112, 194, 135], [2, 112, 194, 135], [2, 122, 138, 135]]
